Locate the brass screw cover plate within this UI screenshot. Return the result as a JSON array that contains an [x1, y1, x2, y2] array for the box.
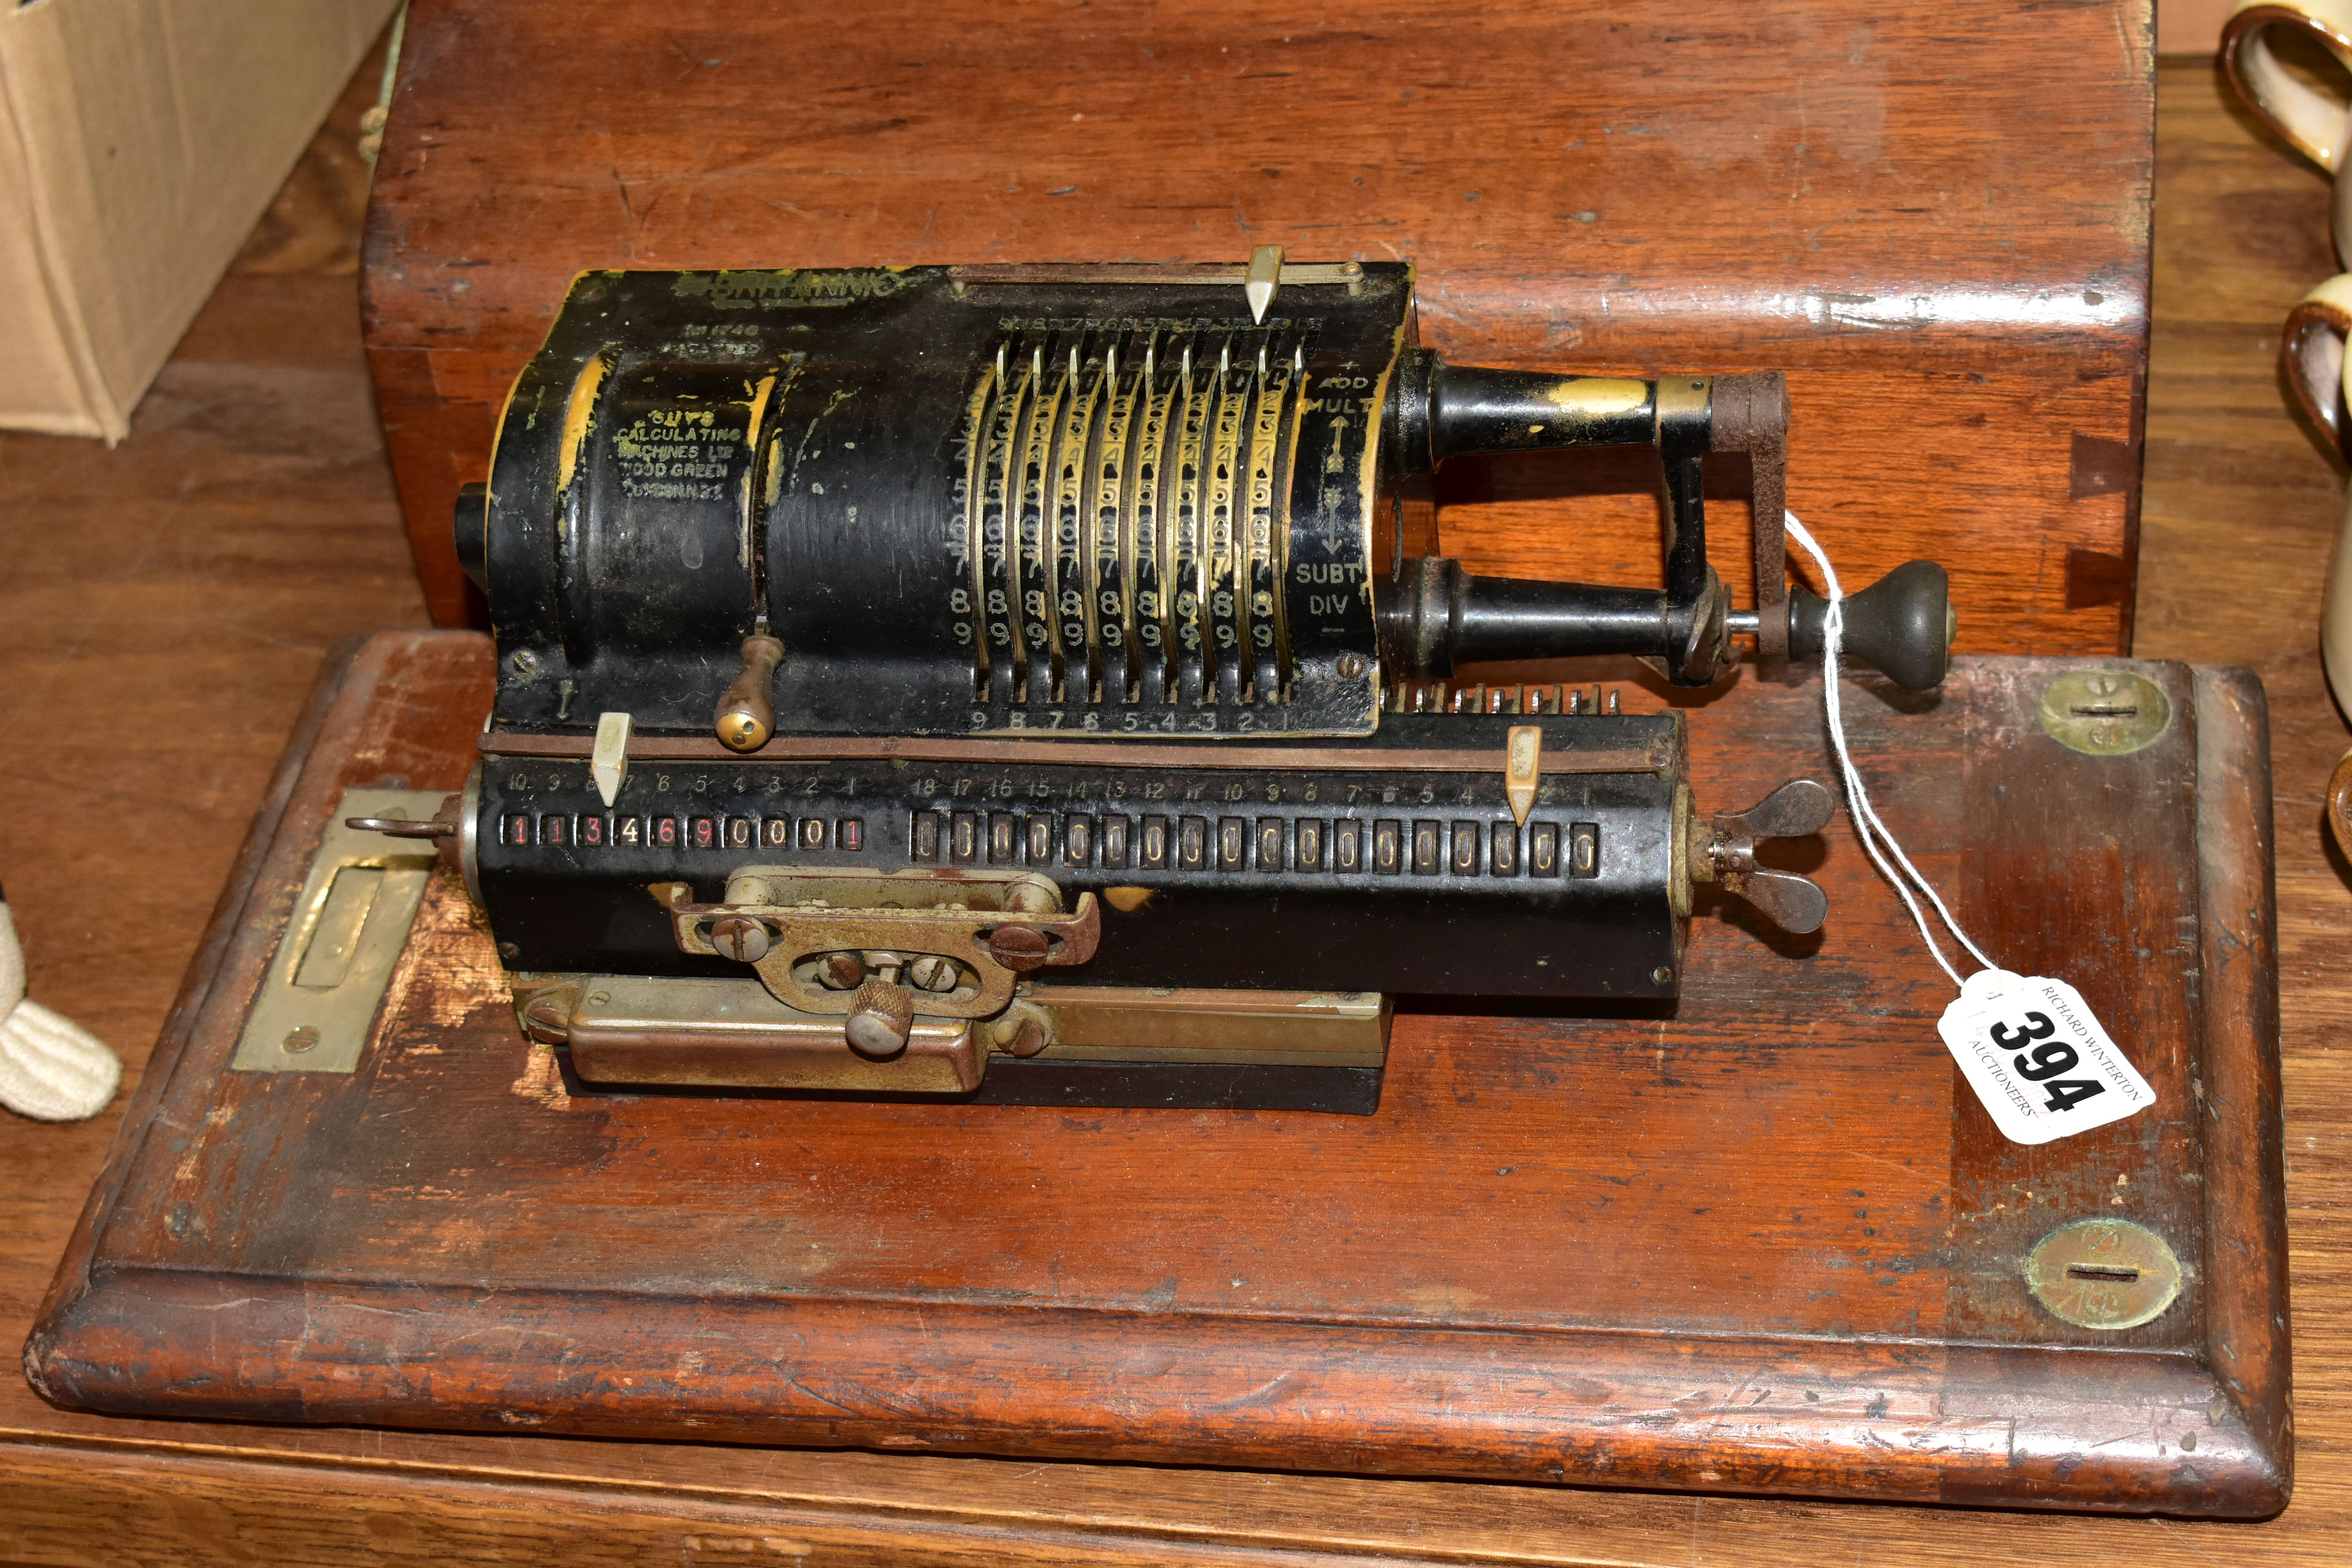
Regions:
[[2024, 1218, 2184, 1330], [2038, 669, 2172, 756], [232, 788, 448, 1075]]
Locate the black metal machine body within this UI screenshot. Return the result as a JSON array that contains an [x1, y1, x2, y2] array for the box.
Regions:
[[367, 255, 1953, 1113]]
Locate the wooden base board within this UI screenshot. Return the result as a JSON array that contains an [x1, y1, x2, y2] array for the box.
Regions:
[[25, 632, 2288, 1515]]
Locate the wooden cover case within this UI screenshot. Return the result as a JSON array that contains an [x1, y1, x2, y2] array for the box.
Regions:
[[363, 0, 2153, 650]]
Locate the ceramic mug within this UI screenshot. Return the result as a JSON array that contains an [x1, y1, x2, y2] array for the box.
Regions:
[[2282, 276, 2352, 711], [2225, 0, 2352, 261]]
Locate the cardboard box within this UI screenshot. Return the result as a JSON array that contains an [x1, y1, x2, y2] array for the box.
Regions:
[[0, 0, 396, 441]]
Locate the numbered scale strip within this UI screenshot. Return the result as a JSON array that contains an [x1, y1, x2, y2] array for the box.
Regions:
[[490, 785, 1608, 884], [952, 325, 1308, 714], [472, 711, 1688, 999]]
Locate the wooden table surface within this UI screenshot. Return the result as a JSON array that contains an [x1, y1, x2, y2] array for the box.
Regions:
[[0, 59, 2345, 1564]]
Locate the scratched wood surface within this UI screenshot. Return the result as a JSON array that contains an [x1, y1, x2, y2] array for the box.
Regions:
[[363, 0, 2154, 651], [2, 51, 2349, 1568]]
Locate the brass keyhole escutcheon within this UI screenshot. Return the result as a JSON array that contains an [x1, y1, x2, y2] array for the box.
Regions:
[[2024, 1218, 2184, 1330], [2038, 668, 2172, 756]]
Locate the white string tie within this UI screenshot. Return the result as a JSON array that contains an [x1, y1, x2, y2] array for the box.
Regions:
[[1782, 512, 1993, 990]]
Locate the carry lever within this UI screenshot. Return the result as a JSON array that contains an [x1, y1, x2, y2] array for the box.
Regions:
[[1692, 779, 1835, 935], [347, 794, 466, 882], [347, 800, 459, 840]]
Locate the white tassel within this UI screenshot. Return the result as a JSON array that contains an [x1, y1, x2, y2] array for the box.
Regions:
[[0, 899, 123, 1122]]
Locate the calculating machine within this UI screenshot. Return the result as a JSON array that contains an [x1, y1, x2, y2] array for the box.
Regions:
[[318, 252, 1955, 1114]]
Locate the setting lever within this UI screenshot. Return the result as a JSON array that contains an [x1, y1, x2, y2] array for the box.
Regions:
[[715, 635, 785, 751], [1692, 778, 1835, 934]]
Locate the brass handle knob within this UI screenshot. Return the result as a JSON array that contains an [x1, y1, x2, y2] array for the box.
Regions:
[[713, 635, 785, 751], [843, 979, 915, 1058]]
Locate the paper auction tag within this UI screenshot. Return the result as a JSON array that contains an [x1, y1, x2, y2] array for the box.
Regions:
[[1935, 969, 2154, 1145]]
